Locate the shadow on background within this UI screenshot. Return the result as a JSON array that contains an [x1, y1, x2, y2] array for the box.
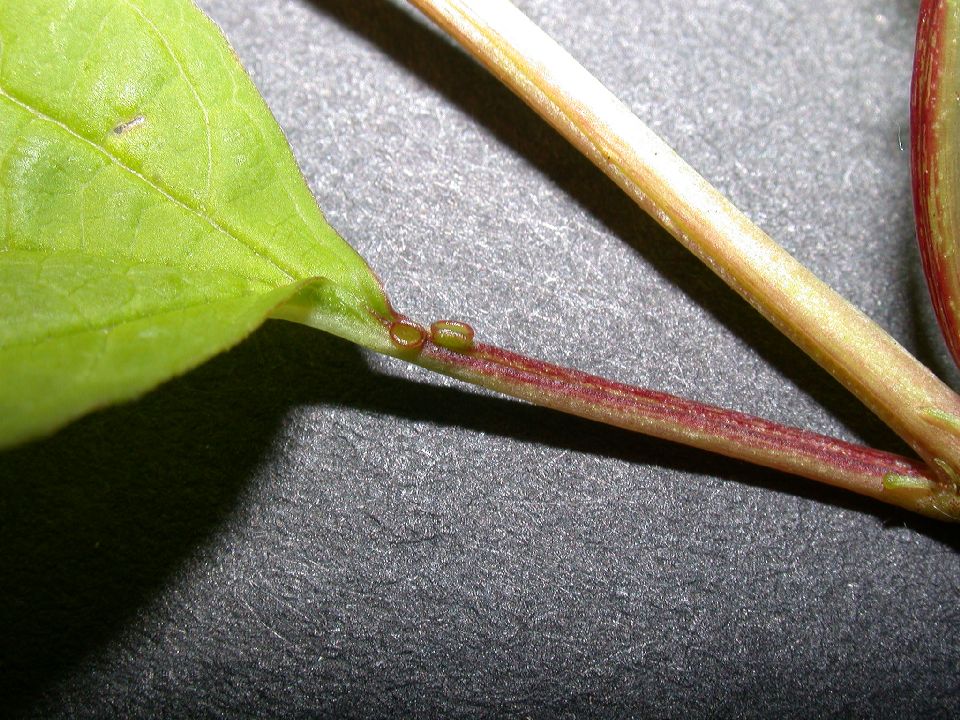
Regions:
[[0, 327, 299, 712], [3, 318, 957, 711]]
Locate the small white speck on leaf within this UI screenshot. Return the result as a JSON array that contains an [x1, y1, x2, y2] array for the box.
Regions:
[[111, 115, 146, 136]]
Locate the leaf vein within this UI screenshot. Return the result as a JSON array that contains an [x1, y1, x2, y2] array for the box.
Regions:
[[2, 247, 274, 287], [0, 85, 299, 282], [63, 8, 115, 104], [0, 289, 274, 352], [120, 0, 213, 202]]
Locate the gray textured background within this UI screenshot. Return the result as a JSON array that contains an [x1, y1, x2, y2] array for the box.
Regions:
[[2, 0, 959, 717]]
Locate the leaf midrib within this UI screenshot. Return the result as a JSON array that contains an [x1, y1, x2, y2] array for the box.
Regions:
[[0, 83, 299, 282]]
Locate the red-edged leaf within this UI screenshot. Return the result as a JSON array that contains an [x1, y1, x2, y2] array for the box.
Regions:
[[912, 0, 960, 367]]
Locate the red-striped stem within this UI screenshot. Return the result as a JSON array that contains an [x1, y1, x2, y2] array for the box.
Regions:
[[369, 318, 958, 521]]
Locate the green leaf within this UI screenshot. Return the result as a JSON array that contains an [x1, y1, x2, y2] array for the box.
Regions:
[[0, 0, 396, 448]]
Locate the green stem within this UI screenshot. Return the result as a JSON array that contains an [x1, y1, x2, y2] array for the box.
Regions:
[[405, 0, 960, 491]]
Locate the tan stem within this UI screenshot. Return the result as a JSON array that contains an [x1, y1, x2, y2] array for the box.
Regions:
[[406, 0, 960, 485]]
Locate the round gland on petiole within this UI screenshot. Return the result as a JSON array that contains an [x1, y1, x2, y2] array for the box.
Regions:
[[389, 319, 427, 351], [430, 320, 475, 353]]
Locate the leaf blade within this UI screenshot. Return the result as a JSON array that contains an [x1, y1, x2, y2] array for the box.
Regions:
[[0, 0, 395, 448], [0, 250, 305, 446]]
